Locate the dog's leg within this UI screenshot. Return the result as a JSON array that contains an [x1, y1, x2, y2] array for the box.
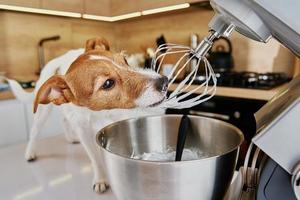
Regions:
[[25, 105, 52, 161], [74, 121, 108, 193], [62, 116, 80, 144]]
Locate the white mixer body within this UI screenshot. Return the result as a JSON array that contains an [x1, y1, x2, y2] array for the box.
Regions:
[[210, 0, 300, 56], [207, 1, 300, 198]]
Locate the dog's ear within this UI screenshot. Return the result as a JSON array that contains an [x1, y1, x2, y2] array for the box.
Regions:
[[33, 75, 74, 113], [85, 37, 110, 52]]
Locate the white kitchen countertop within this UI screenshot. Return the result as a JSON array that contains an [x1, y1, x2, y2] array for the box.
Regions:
[[0, 135, 243, 200], [0, 135, 117, 200]]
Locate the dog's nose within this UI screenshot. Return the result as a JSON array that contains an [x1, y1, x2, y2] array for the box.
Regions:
[[155, 76, 168, 92]]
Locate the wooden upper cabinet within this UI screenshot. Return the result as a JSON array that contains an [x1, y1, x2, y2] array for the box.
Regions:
[[110, 0, 140, 16], [139, 0, 191, 10], [111, 0, 206, 15], [84, 0, 111, 16], [140, 0, 208, 10], [0, 0, 207, 16], [0, 0, 39, 8], [40, 0, 83, 13]]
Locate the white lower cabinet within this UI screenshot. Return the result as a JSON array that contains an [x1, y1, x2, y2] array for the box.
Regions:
[[0, 100, 27, 147], [0, 99, 64, 147]]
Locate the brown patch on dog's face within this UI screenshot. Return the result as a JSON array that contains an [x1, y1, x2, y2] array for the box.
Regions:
[[34, 37, 167, 113], [63, 51, 153, 110]]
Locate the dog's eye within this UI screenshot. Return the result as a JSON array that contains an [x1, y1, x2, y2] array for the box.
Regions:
[[101, 79, 115, 90]]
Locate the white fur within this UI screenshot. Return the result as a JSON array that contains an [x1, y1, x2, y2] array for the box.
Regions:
[[8, 49, 165, 194], [132, 67, 161, 79], [135, 83, 164, 107]]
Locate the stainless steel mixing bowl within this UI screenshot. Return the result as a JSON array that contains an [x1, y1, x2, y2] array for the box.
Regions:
[[97, 115, 244, 200]]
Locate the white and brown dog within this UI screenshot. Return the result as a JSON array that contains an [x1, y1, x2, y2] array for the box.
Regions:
[[7, 37, 167, 193]]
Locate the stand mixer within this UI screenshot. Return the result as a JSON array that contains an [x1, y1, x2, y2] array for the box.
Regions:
[[198, 0, 300, 199]]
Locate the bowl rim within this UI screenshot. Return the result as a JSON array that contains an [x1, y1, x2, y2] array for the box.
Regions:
[[96, 114, 244, 165]]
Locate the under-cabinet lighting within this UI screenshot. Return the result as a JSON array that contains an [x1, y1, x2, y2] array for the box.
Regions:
[[83, 12, 141, 22], [141, 3, 190, 15], [111, 12, 141, 21], [82, 14, 112, 22], [0, 3, 191, 22], [0, 4, 81, 18], [83, 3, 190, 22]]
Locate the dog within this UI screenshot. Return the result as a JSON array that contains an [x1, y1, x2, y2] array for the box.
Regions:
[[7, 37, 167, 193]]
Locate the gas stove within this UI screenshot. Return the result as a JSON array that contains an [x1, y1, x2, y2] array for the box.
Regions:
[[188, 71, 291, 90]]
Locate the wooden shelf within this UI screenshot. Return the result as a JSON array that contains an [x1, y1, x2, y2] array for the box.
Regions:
[[168, 83, 288, 101]]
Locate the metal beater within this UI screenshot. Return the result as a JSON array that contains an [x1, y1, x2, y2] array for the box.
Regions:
[[152, 30, 233, 109]]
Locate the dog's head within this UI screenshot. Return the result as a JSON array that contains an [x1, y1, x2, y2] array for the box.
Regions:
[[33, 37, 168, 113]]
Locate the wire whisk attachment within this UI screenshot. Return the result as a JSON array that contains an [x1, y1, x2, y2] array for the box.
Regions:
[[152, 31, 219, 109]]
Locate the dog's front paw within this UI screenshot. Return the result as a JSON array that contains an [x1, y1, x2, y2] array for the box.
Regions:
[[93, 182, 109, 194], [25, 152, 37, 162]]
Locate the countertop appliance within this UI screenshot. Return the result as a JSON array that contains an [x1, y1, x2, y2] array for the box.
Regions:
[[175, 0, 300, 199], [208, 37, 234, 72]]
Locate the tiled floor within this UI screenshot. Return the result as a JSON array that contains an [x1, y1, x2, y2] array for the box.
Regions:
[[0, 135, 116, 200]]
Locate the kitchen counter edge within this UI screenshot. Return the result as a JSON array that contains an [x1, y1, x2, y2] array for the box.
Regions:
[[168, 83, 288, 101], [0, 89, 34, 101], [0, 84, 287, 101]]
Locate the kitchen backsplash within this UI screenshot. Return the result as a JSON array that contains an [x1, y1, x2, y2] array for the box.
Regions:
[[0, 7, 296, 81], [0, 11, 115, 80], [115, 8, 296, 76]]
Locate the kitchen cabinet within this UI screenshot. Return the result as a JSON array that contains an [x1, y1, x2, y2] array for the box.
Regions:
[[111, 0, 207, 15], [0, 100, 27, 147], [84, 0, 110, 16], [110, 0, 139, 15], [25, 103, 64, 139], [0, 0, 83, 12], [0, 0, 207, 17], [40, 0, 83, 13], [0, 0, 39, 8], [0, 99, 64, 147], [139, 0, 200, 11]]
